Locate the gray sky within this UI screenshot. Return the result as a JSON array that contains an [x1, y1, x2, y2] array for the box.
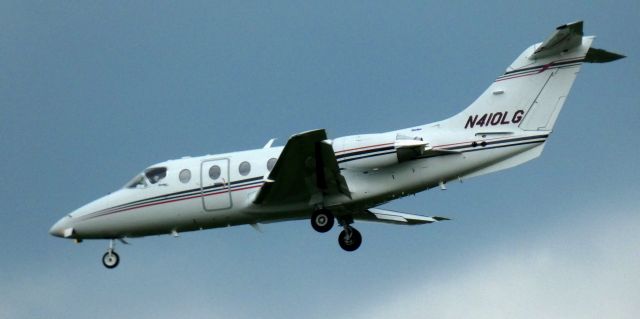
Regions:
[[2, 1, 639, 318]]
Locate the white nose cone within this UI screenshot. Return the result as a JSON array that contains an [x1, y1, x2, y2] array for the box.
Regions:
[[49, 219, 64, 237], [49, 217, 73, 238]]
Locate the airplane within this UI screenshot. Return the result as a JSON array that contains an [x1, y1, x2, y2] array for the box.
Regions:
[[50, 21, 623, 268]]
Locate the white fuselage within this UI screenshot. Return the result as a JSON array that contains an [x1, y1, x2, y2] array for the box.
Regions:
[[50, 123, 548, 239]]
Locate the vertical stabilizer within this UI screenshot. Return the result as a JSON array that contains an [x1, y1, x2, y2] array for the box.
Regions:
[[438, 21, 622, 133]]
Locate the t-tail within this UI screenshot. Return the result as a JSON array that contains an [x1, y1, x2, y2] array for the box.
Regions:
[[441, 21, 624, 133]]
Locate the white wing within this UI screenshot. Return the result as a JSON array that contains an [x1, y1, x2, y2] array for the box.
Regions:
[[353, 208, 449, 225]]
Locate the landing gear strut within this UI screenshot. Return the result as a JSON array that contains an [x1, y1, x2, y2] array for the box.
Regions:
[[311, 209, 334, 233], [337, 217, 362, 252], [102, 239, 120, 269]]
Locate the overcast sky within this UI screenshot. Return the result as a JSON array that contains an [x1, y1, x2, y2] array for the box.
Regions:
[[2, 1, 639, 318]]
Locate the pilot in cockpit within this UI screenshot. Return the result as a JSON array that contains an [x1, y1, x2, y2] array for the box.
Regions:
[[125, 167, 167, 189]]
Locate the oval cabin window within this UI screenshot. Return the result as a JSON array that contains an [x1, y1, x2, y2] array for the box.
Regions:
[[179, 169, 191, 183], [267, 158, 277, 171], [209, 165, 221, 180], [238, 161, 251, 176]]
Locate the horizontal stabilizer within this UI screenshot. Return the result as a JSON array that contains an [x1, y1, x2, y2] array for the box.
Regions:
[[354, 208, 449, 225], [584, 47, 625, 63], [530, 21, 583, 60]]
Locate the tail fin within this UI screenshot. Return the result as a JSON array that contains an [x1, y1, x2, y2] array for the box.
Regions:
[[440, 21, 623, 132]]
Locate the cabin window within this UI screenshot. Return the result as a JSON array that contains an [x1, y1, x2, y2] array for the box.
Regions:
[[179, 169, 191, 183], [239, 161, 251, 176], [125, 175, 147, 189], [209, 165, 221, 180], [145, 167, 167, 184], [267, 158, 277, 171]]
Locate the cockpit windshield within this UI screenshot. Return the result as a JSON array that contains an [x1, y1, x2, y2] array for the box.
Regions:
[[124, 167, 167, 189], [145, 167, 167, 184], [125, 174, 148, 189]]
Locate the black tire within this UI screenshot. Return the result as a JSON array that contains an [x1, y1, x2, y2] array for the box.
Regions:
[[338, 226, 362, 252], [102, 251, 120, 269], [311, 209, 334, 233]]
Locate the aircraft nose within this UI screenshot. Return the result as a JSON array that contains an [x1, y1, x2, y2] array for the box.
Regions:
[[49, 216, 70, 238]]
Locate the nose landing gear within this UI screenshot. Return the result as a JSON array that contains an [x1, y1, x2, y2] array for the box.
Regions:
[[102, 239, 120, 269]]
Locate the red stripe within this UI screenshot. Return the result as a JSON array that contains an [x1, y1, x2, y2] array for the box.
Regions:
[[87, 183, 263, 220], [335, 142, 395, 154], [496, 58, 584, 82]]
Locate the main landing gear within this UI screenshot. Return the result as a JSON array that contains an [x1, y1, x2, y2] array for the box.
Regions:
[[102, 239, 120, 269], [311, 209, 362, 252], [338, 225, 362, 252], [311, 209, 334, 233]]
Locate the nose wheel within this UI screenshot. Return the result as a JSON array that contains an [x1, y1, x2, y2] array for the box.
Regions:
[[102, 251, 120, 269], [102, 239, 120, 269]]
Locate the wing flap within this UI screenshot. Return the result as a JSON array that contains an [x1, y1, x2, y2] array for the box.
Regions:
[[318, 140, 351, 198]]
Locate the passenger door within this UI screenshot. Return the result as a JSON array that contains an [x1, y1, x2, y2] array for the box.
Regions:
[[200, 159, 232, 211]]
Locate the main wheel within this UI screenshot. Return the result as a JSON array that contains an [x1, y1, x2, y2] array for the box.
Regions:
[[102, 251, 120, 269], [311, 209, 334, 233], [338, 226, 362, 252]]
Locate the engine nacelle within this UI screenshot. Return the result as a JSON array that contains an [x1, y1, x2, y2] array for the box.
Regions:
[[333, 132, 428, 170]]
